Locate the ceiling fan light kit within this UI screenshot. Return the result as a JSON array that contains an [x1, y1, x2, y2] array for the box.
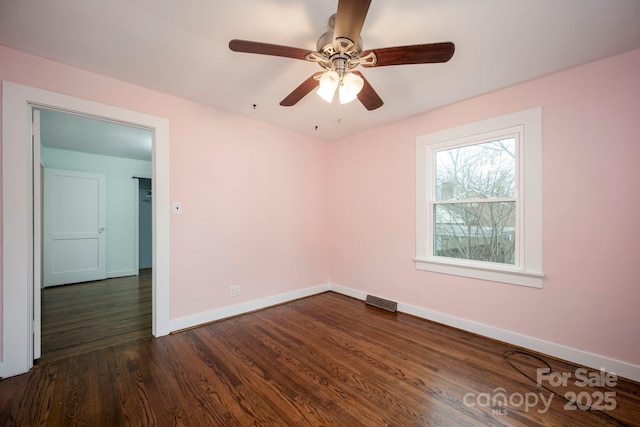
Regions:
[[229, 0, 455, 111], [317, 71, 339, 103], [316, 69, 364, 104], [337, 72, 364, 104]]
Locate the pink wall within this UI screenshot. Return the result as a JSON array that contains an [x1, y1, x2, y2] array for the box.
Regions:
[[328, 48, 640, 366], [0, 46, 329, 323]]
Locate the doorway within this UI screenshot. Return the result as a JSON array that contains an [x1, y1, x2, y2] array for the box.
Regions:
[[37, 107, 154, 361], [137, 178, 153, 270], [2, 81, 171, 378]]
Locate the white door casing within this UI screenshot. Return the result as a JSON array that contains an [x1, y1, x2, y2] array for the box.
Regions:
[[32, 109, 42, 360], [43, 168, 107, 287], [1, 81, 171, 379]]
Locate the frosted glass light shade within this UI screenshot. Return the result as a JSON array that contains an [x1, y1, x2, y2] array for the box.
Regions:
[[316, 71, 339, 103], [339, 72, 364, 104]]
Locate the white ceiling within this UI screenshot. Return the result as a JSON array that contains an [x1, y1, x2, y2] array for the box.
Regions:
[[2, 0, 640, 142], [38, 109, 153, 161]]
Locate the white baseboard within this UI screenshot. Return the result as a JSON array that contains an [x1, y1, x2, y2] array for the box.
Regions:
[[170, 284, 331, 332], [329, 283, 367, 300], [329, 283, 640, 383]]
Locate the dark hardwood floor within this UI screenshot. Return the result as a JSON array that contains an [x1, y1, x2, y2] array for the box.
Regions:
[[2, 291, 639, 426], [39, 268, 152, 363]]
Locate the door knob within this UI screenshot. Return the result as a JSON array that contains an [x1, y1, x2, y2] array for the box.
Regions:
[[99, 228, 105, 233]]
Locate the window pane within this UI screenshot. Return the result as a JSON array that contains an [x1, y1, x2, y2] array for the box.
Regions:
[[435, 138, 516, 200], [434, 202, 515, 264]]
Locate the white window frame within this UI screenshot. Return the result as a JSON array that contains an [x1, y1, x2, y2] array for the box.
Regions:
[[416, 107, 544, 288]]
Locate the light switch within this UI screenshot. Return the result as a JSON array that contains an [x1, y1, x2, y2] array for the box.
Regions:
[[172, 201, 183, 215]]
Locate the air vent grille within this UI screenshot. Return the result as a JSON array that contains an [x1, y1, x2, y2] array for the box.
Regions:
[[365, 294, 397, 312]]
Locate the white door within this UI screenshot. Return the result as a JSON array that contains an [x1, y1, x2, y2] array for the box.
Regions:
[[43, 168, 107, 287]]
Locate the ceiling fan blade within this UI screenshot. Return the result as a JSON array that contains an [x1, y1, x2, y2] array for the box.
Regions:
[[362, 42, 455, 67], [333, 0, 371, 45], [352, 71, 383, 110], [229, 39, 311, 60], [280, 72, 323, 106]]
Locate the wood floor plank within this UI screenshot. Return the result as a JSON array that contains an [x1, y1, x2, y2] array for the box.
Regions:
[[246, 309, 441, 425], [39, 269, 152, 363], [188, 326, 342, 425], [2, 291, 639, 426], [254, 300, 503, 426]]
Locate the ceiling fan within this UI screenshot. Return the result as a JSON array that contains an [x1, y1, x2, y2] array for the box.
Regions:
[[229, 0, 455, 111]]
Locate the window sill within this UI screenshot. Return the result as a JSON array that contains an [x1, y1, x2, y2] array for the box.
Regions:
[[414, 258, 544, 288]]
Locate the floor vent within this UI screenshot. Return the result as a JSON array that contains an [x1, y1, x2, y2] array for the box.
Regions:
[[365, 295, 398, 312]]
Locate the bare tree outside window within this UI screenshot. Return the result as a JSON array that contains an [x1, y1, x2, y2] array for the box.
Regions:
[[434, 138, 517, 264]]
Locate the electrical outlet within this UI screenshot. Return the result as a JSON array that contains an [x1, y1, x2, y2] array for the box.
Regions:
[[230, 285, 240, 297]]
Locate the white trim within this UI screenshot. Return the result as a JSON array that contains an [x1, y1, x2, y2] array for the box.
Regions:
[[416, 107, 543, 288], [1, 81, 171, 378], [414, 258, 544, 288], [329, 283, 368, 300], [170, 284, 331, 332], [32, 110, 42, 360], [327, 284, 640, 383]]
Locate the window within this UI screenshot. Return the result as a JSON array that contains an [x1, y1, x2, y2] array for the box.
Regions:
[[416, 108, 543, 287]]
